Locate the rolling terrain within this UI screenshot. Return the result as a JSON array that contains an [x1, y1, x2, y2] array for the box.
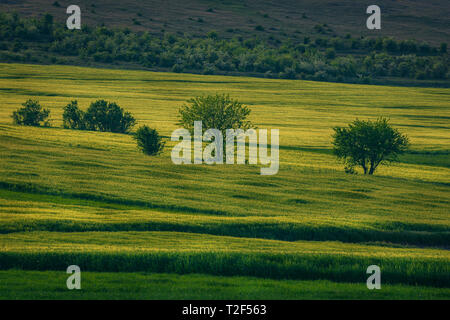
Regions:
[[1, 2, 448, 87], [0, 63, 449, 299]]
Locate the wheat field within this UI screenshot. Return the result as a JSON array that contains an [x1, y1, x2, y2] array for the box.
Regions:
[[0, 63, 449, 299]]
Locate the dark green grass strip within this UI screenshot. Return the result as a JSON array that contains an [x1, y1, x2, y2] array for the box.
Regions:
[[0, 181, 234, 216], [0, 251, 448, 288], [1, 270, 449, 299], [1, 219, 449, 248]]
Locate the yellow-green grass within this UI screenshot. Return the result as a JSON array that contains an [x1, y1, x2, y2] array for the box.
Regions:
[[0, 188, 448, 246], [1, 64, 449, 150], [0, 124, 448, 245], [1, 270, 449, 300], [1, 231, 449, 287], [0, 63, 449, 298]]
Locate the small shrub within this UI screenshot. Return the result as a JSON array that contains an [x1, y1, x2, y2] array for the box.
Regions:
[[12, 99, 50, 126], [134, 125, 165, 155]]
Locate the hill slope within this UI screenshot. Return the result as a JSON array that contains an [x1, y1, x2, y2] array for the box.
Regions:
[[0, 63, 449, 298], [1, 0, 449, 45]]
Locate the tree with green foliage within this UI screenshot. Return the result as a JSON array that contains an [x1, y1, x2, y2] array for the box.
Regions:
[[62, 100, 86, 129], [178, 94, 253, 137], [134, 125, 165, 155], [84, 100, 136, 133], [332, 118, 409, 175], [12, 99, 50, 126]]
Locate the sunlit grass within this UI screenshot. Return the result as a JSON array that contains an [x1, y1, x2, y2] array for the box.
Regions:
[[0, 63, 448, 298], [1, 231, 449, 287]]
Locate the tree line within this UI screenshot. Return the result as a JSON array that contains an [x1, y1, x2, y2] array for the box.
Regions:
[[0, 12, 448, 85]]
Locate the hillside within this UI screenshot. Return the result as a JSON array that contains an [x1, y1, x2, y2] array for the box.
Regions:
[[1, 0, 449, 45], [0, 63, 449, 298], [0, 1, 449, 302], [0, 7, 448, 87]]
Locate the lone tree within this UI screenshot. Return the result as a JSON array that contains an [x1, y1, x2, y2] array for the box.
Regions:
[[12, 99, 50, 126], [178, 93, 253, 136], [332, 117, 409, 175]]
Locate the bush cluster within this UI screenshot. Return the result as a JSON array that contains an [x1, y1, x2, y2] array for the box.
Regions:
[[12, 98, 165, 156], [63, 100, 136, 133]]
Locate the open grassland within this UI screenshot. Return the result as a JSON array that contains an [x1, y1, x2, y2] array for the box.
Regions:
[[0, 63, 449, 299]]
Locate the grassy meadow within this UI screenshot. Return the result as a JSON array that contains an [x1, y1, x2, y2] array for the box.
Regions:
[[0, 63, 449, 299]]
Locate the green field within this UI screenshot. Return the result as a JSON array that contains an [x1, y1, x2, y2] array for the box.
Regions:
[[0, 63, 449, 299], [2, 270, 450, 300]]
